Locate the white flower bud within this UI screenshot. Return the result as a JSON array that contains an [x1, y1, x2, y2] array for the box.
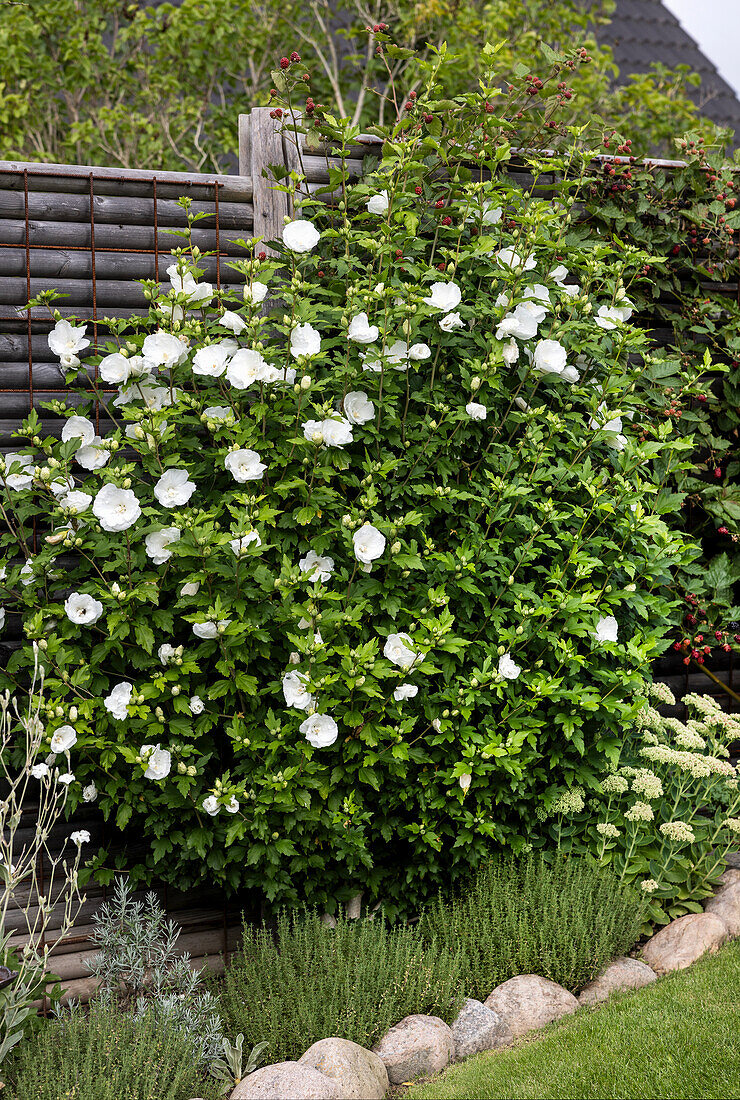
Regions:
[[69, 706, 78, 721], [301, 375, 312, 390], [470, 376, 481, 392]]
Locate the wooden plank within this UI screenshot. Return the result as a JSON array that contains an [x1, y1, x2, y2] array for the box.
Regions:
[[0, 247, 244, 283], [0, 160, 253, 203], [0, 218, 251, 254], [249, 106, 290, 254], [0, 306, 150, 323], [0, 276, 151, 307], [52, 951, 227, 1005], [0, 190, 253, 229]]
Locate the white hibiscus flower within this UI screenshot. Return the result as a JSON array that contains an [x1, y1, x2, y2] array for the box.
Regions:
[[48, 320, 89, 359], [366, 191, 389, 214], [64, 592, 103, 626], [104, 681, 133, 721], [61, 416, 95, 447], [290, 323, 321, 358], [50, 725, 77, 753], [145, 527, 181, 565], [384, 633, 416, 670], [424, 282, 462, 312], [343, 391, 375, 425], [300, 713, 339, 748], [348, 313, 379, 344], [224, 449, 266, 482], [299, 550, 335, 583], [282, 220, 320, 253], [192, 343, 232, 377], [352, 523, 386, 571], [153, 469, 196, 508], [92, 484, 141, 532], [141, 743, 171, 780], [282, 670, 316, 712]]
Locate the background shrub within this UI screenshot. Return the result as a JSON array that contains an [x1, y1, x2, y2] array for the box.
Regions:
[[9, 998, 219, 1100], [217, 909, 463, 1061], [421, 854, 644, 997]]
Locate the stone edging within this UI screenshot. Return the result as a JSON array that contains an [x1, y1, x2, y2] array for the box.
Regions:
[[219, 868, 740, 1099]]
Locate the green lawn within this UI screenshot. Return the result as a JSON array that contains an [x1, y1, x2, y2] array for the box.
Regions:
[[405, 942, 740, 1100]]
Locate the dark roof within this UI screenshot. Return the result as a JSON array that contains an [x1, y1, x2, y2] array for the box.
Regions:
[[596, 0, 740, 143]]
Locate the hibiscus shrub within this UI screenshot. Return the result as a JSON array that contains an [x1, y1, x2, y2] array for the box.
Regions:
[[0, 46, 706, 914]]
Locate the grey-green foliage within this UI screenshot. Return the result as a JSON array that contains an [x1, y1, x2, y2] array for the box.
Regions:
[[420, 854, 644, 999], [218, 908, 464, 1061], [86, 876, 225, 1067], [9, 997, 220, 1100]]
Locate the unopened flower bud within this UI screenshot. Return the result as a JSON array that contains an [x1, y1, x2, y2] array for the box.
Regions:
[[470, 376, 481, 392], [301, 375, 312, 390]]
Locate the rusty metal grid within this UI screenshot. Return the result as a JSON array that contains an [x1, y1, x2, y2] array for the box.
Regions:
[[0, 164, 229, 427]]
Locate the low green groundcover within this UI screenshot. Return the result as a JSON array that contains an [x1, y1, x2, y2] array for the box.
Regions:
[[406, 941, 740, 1100], [9, 999, 220, 1100]]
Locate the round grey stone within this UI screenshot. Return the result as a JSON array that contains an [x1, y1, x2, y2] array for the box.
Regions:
[[372, 1014, 453, 1084], [641, 912, 729, 975], [578, 957, 657, 1007], [451, 998, 513, 1061], [230, 1061, 342, 1099], [298, 1037, 388, 1099], [484, 974, 578, 1038]]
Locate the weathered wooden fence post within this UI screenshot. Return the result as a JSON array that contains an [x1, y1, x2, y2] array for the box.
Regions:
[[239, 107, 302, 255]]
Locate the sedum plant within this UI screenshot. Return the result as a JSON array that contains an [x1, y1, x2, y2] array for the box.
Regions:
[[0, 44, 709, 914], [546, 685, 740, 924]]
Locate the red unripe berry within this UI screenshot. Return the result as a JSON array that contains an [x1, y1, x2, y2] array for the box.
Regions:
[[715, 631, 724, 640], [269, 88, 278, 97], [735, 634, 740, 643], [404, 101, 413, 111], [714, 467, 722, 478], [280, 57, 290, 69], [258, 251, 266, 261], [724, 643, 732, 652], [423, 113, 433, 123], [672, 244, 680, 255], [703, 646, 711, 655], [683, 656, 691, 665], [672, 641, 682, 651], [435, 199, 444, 208], [697, 655, 705, 664], [290, 51, 301, 62], [437, 262, 446, 271], [719, 526, 729, 535], [395, 249, 403, 259], [442, 216, 452, 225], [415, 185, 423, 195], [696, 635, 704, 643]]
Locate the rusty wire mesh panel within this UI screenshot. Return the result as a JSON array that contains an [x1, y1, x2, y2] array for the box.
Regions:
[[0, 160, 255, 992], [0, 161, 254, 445]]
